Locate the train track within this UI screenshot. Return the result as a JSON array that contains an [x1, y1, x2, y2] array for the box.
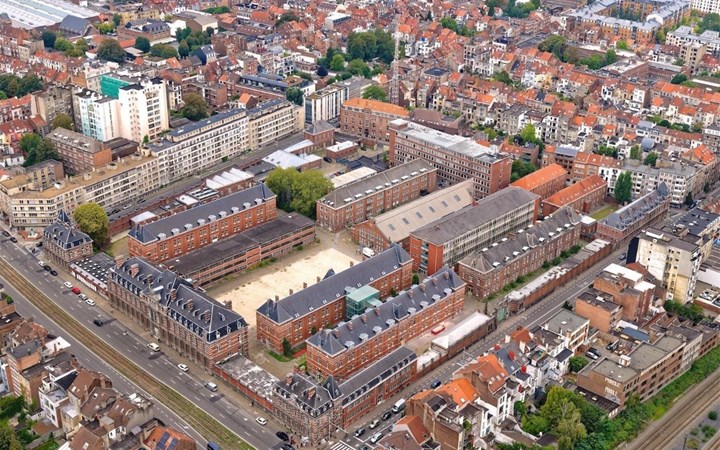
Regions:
[[632, 367, 720, 450], [0, 259, 253, 450]]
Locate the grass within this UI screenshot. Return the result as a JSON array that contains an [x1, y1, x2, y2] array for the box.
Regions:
[[35, 440, 60, 450], [268, 350, 293, 362], [591, 204, 619, 220], [107, 236, 128, 258]]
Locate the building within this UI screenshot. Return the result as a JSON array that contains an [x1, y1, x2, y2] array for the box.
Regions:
[[42, 210, 93, 270], [0, 24, 43, 61], [316, 159, 437, 232], [306, 267, 465, 380], [602, 160, 700, 208], [247, 99, 305, 151], [458, 207, 582, 299], [389, 120, 511, 199], [72, 89, 121, 142], [46, 128, 112, 174], [31, 86, 74, 128], [118, 19, 171, 42], [667, 26, 720, 56], [305, 84, 348, 124], [128, 183, 276, 263], [118, 78, 169, 143], [352, 179, 475, 252], [592, 263, 657, 322], [510, 163, 567, 200], [272, 346, 416, 446], [542, 174, 607, 215], [575, 290, 623, 333], [256, 244, 413, 352], [0, 0, 98, 29], [108, 257, 249, 368], [340, 98, 410, 146], [409, 187, 540, 275], [541, 309, 589, 352], [596, 183, 671, 243]]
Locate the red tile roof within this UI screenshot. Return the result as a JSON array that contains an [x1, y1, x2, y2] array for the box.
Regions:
[[511, 163, 566, 191], [544, 174, 606, 208]]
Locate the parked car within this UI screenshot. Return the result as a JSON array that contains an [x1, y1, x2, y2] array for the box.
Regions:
[[177, 364, 189, 372], [280, 445, 294, 450], [588, 347, 600, 356], [256, 417, 267, 426], [585, 351, 598, 360], [9, 237, 16, 243], [619, 253, 627, 261], [93, 319, 104, 327], [354, 428, 365, 438], [147, 343, 161, 352], [71, 287, 81, 295], [49, 270, 58, 276], [369, 419, 380, 429], [35, 241, 43, 247], [1, 231, 9, 237], [38, 260, 46, 267], [85, 299, 96, 306], [78, 294, 88, 301], [63, 281, 73, 289], [381, 410, 392, 421], [204, 381, 218, 392], [276, 431, 289, 442], [430, 379, 442, 389], [43, 265, 51, 271], [370, 433, 384, 444]]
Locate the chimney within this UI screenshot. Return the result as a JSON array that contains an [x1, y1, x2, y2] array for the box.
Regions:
[[361, 314, 367, 323], [289, 289, 293, 295], [285, 373, 293, 386], [303, 282, 307, 289], [317, 276, 321, 283], [350, 261, 354, 267], [115, 255, 127, 268], [443, 271, 450, 280], [347, 322, 353, 330], [130, 263, 139, 277]]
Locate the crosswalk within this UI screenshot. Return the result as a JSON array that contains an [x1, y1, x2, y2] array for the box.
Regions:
[[330, 441, 357, 450]]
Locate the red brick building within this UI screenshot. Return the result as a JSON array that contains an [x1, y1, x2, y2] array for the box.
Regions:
[[306, 268, 465, 380], [128, 183, 276, 263], [570, 152, 622, 183], [510, 163, 567, 200], [596, 183, 671, 243], [256, 245, 413, 352], [340, 98, 409, 146], [316, 159, 437, 232], [542, 174, 607, 215], [42, 210, 94, 270], [304, 121, 335, 150]]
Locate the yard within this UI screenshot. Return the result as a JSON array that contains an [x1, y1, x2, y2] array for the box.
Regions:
[[590, 203, 619, 220]]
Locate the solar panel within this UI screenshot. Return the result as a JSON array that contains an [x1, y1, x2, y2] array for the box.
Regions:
[[168, 440, 178, 450], [157, 432, 170, 449]]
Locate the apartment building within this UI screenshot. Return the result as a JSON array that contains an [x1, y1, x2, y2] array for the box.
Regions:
[[247, 98, 305, 150], [46, 128, 112, 174], [42, 210, 93, 270], [316, 159, 437, 232], [458, 207, 582, 299], [597, 183, 671, 243], [340, 98, 410, 145], [0, 25, 43, 62], [108, 257, 249, 368], [542, 174, 607, 215], [305, 84, 348, 124], [389, 120, 511, 199], [542, 309, 589, 352], [668, 26, 720, 55], [256, 245, 413, 352], [117, 19, 171, 42], [510, 163, 567, 200], [409, 187, 540, 275], [118, 78, 169, 143], [306, 268, 465, 380], [72, 89, 121, 142], [575, 290, 624, 333], [602, 160, 699, 207], [352, 179, 475, 252], [593, 263, 656, 321], [31, 86, 74, 129], [128, 183, 276, 263], [570, 152, 622, 183]]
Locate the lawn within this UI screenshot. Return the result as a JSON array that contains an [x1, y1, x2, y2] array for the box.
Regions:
[[591, 204, 619, 220], [106, 236, 128, 257], [35, 440, 60, 450]]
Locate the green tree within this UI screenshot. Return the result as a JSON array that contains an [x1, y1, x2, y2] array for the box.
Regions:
[[282, 338, 293, 358], [685, 192, 694, 207], [522, 414, 549, 436], [629, 145, 641, 160], [53, 37, 74, 52], [493, 70, 514, 86], [204, 6, 230, 14], [266, 168, 333, 219], [616, 40, 629, 50], [605, 49, 617, 65], [41, 30, 57, 49], [51, 113, 73, 130], [20, 133, 58, 167], [134, 36, 151, 53], [97, 38, 126, 63], [112, 13, 123, 27], [348, 59, 370, 77], [329, 53, 345, 71], [569, 356, 589, 373], [362, 85, 388, 102], [150, 44, 178, 59], [671, 73, 688, 85], [18, 74, 43, 95], [178, 40, 190, 58], [538, 35, 567, 60], [73, 202, 109, 247], [440, 16, 459, 32], [697, 12, 720, 33], [181, 93, 209, 121], [317, 65, 328, 77], [656, 28, 666, 44], [266, 167, 300, 210], [643, 151, 659, 167], [0, 422, 23, 450], [275, 11, 299, 27], [511, 159, 535, 182], [614, 171, 632, 204], [285, 87, 304, 106], [98, 23, 115, 34], [520, 123, 537, 144]]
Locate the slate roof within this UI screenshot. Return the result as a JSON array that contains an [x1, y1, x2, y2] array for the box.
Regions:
[[601, 182, 670, 231], [129, 183, 275, 243], [307, 267, 464, 357], [257, 244, 411, 324], [43, 210, 92, 249], [110, 257, 247, 341], [59, 15, 91, 36]]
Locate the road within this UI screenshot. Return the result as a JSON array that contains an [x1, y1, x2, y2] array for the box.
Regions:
[[0, 237, 281, 450]]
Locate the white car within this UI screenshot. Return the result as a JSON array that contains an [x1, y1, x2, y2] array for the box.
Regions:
[[38, 260, 46, 267], [147, 343, 160, 352], [63, 281, 73, 289], [256, 417, 267, 426], [369, 419, 380, 429], [85, 299, 96, 306], [78, 294, 88, 301], [178, 364, 189, 372]]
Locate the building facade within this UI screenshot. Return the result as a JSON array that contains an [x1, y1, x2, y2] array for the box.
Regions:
[[542, 174, 607, 215], [597, 183, 671, 243], [46, 128, 112, 174], [340, 98, 410, 146], [72, 89, 121, 142], [510, 163, 567, 200], [247, 98, 305, 151], [305, 84, 348, 124], [42, 210, 93, 270], [118, 78, 169, 143]]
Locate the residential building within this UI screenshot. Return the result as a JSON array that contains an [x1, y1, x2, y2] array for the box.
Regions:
[[574, 290, 623, 333], [571, 152, 622, 184], [128, 183, 277, 263], [306, 268, 465, 380], [247, 98, 305, 151], [316, 160, 437, 232], [389, 119, 511, 199], [46, 128, 112, 174], [542, 174, 607, 215], [453, 354, 513, 428], [376, 416, 435, 450], [510, 164, 567, 200], [602, 160, 700, 207], [668, 26, 720, 55], [597, 183, 671, 243], [72, 89, 121, 142], [31, 86, 74, 129], [38, 361, 77, 428], [409, 187, 540, 275], [351, 179, 475, 252], [108, 257, 249, 368], [593, 263, 657, 322], [340, 98, 410, 146], [305, 84, 348, 124], [43, 210, 93, 270], [117, 19, 171, 42], [541, 309, 589, 352], [256, 245, 413, 352], [458, 207, 582, 299], [0, 24, 43, 61], [118, 78, 169, 143]]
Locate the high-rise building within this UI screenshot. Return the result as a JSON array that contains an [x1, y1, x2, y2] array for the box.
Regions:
[[118, 78, 169, 143], [72, 89, 121, 142]]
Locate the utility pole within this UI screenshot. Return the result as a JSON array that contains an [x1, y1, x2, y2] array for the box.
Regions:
[[389, 21, 401, 106]]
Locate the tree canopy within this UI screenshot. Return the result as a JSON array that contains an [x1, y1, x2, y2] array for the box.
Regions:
[[97, 39, 126, 63], [0, 74, 43, 98], [20, 133, 58, 167], [347, 29, 395, 64], [266, 168, 333, 219], [569, 356, 589, 373], [41, 30, 56, 48], [134, 36, 151, 53], [362, 85, 388, 102], [52, 113, 73, 130], [112, 13, 123, 27], [73, 203, 109, 247], [178, 40, 190, 58], [643, 151, 659, 167], [181, 93, 209, 121], [285, 87, 304, 106], [149, 44, 178, 59], [511, 159, 535, 182], [614, 171, 632, 204]]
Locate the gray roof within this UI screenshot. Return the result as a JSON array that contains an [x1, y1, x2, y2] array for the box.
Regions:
[[544, 309, 588, 335], [59, 15, 91, 36], [129, 183, 275, 244], [43, 210, 92, 249], [338, 346, 416, 405], [665, 207, 720, 240], [110, 257, 247, 341], [601, 182, 670, 231], [412, 187, 539, 244], [257, 244, 412, 324], [307, 267, 463, 357]]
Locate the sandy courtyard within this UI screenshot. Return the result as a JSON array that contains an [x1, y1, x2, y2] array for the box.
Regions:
[[208, 235, 361, 328]]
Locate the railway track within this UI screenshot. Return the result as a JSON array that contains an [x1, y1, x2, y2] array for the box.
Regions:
[[0, 259, 253, 450]]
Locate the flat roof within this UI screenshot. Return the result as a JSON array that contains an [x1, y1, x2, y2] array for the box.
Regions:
[[0, 0, 97, 28]]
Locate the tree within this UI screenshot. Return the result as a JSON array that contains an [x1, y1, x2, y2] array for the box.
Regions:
[[150, 44, 178, 59], [178, 40, 190, 58], [18, 74, 43, 95], [440, 16, 459, 32], [41, 30, 57, 49], [51, 113, 73, 130], [181, 93, 209, 121], [540, 387, 587, 449], [614, 171, 632, 204], [520, 123, 537, 144], [97, 39, 126, 63], [329, 53, 345, 71], [671, 73, 688, 85], [362, 85, 388, 102], [282, 338, 293, 358], [569, 356, 589, 373], [605, 49, 617, 65], [53, 37, 74, 53], [266, 168, 333, 219], [266, 167, 300, 210], [656, 28, 666, 44], [0, 422, 23, 450], [493, 70, 514, 86], [73, 203, 109, 247], [643, 151, 659, 167], [629, 144, 641, 160], [685, 191, 694, 207], [112, 13, 123, 27], [275, 11, 299, 27], [98, 23, 115, 35], [317, 65, 328, 77], [511, 159, 535, 182], [134, 36, 151, 53], [616, 40, 629, 50], [20, 133, 58, 167], [285, 87, 304, 106], [348, 59, 370, 77]]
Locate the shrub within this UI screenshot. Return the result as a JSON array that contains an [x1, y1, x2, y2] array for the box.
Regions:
[[709, 411, 718, 420]]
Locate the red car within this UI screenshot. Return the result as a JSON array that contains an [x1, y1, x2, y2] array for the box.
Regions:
[[71, 287, 81, 295]]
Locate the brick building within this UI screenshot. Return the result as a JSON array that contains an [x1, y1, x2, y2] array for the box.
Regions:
[[409, 187, 540, 275], [351, 179, 474, 252], [596, 183, 671, 243], [42, 210, 94, 270], [47, 128, 113, 175], [316, 159, 437, 232], [108, 257, 249, 368], [570, 152, 622, 183], [256, 245, 413, 352], [128, 183, 276, 263], [339, 98, 409, 146], [306, 268, 465, 380], [510, 163, 567, 200], [458, 207, 582, 299], [591, 264, 656, 322], [574, 290, 623, 333], [389, 120, 511, 199], [117, 19, 171, 42], [542, 174, 607, 215], [304, 121, 334, 150]]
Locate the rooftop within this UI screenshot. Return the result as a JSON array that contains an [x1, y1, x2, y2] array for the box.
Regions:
[[391, 119, 499, 160], [544, 309, 588, 335], [48, 127, 105, 154], [342, 98, 410, 117], [0, 0, 97, 28], [544, 174, 607, 208], [510, 164, 567, 192], [601, 183, 670, 231]]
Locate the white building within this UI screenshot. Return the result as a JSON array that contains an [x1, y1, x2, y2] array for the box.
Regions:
[[72, 89, 121, 142], [305, 84, 349, 124], [118, 78, 169, 143]]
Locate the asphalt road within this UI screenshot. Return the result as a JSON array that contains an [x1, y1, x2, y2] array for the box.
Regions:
[[0, 237, 281, 450]]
